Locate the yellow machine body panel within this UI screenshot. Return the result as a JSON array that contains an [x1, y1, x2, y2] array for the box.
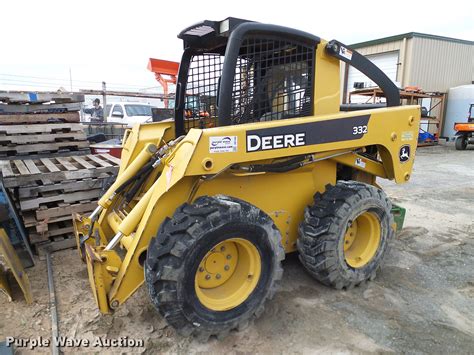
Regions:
[[75, 104, 419, 313], [0, 228, 33, 304], [72, 28, 421, 314]]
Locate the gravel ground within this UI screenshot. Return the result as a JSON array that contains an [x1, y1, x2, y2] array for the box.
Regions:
[[1, 142, 473, 354]]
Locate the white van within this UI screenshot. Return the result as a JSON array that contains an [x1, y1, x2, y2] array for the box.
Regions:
[[105, 102, 156, 127]]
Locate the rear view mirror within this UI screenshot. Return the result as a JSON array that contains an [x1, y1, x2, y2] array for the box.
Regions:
[[112, 111, 124, 118]]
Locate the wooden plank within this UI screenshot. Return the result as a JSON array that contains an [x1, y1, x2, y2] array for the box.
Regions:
[[36, 222, 49, 233], [48, 226, 74, 238], [23, 159, 41, 174], [2, 166, 117, 188], [56, 157, 78, 171], [100, 153, 121, 166], [28, 226, 75, 243], [28, 233, 50, 244], [0, 140, 90, 154], [71, 155, 95, 169], [0, 132, 86, 144], [1, 149, 90, 161], [0, 91, 84, 104], [19, 178, 104, 198], [23, 212, 74, 229], [36, 201, 97, 220], [47, 226, 74, 237], [20, 189, 103, 211], [0, 103, 81, 115], [12, 160, 29, 175], [33, 216, 73, 232], [36, 238, 77, 258], [0, 123, 84, 134], [0, 161, 14, 177], [87, 154, 112, 167], [40, 158, 60, 173]]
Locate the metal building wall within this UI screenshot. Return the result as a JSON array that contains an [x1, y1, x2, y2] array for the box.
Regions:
[[340, 39, 407, 102], [356, 40, 404, 78], [407, 37, 474, 92], [355, 40, 404, 54]]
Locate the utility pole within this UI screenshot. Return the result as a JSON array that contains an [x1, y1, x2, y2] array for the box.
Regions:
[[102, 81, 107, 122]]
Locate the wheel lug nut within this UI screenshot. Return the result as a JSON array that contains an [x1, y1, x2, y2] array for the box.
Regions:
[[199, 267, 204, 272], [224, 265, 230, 271], [216, 273, 221, 279], [205, 274, 211, 280], [220, 246, 226, 252], [226, 254, 231, 260]]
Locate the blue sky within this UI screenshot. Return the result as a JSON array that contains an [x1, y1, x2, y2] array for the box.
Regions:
[[1, 0, 472, 92]]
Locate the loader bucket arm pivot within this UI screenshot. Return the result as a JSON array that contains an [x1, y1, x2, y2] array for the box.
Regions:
[[325, 40, 400, 107]]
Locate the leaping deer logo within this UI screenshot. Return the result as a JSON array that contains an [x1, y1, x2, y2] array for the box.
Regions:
[[399, 145, 410, 162]]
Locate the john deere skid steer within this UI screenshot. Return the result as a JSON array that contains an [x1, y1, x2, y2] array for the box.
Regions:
[[73, 18, 420, 338]]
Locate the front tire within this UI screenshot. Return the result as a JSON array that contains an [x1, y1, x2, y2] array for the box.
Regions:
[[145, 195, 284, 339], [455, 135, 467, 150], [297, 181, 393, 289]]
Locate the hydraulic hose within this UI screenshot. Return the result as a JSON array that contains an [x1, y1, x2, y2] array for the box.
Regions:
[[98, 143, 157, 208], [115, 158, 156, 195], [123, 162, 158, 203], [235, 155, 308, 173]]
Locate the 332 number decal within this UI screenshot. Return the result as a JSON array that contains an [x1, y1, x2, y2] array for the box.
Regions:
[[352, 125, 368, 135]]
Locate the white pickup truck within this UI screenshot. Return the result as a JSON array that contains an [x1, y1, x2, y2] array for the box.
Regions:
[[104, 102, 157, 127]]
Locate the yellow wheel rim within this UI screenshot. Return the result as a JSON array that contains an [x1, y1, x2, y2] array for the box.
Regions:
[[195, 238, 261, 311], [344, 212, 381, 268]]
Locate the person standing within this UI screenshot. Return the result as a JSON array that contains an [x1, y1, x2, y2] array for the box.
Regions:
[[83, 98, 104, 122]]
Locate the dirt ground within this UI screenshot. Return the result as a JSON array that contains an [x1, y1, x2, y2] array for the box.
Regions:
[[1, 143, 473, 354]]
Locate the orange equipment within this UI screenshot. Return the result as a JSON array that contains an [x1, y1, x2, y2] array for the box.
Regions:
[[453, 103, 474, 150], [147, 59, 179, 108]]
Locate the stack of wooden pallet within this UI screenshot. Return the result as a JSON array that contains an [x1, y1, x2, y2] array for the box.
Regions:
[[0, 122, 90, 159], [0, 91, 89, 160], [0, 154, 119, 251], [0, 91, 120, 252]]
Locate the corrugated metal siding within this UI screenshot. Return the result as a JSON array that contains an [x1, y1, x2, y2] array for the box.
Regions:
[[341, 40, 404, 102], [356, 40, 404, 56], [357, 40, 404, 81], [409, 37, 474, 92]]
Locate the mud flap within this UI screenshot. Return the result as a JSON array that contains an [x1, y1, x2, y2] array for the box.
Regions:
[[0, 229, 33, 304], [391, 204, 406, 232]]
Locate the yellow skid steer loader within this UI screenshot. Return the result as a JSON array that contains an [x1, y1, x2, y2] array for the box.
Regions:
[[73, 18, 420, 339]]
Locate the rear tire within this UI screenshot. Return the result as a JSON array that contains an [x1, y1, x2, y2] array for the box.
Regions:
[[455, 135, 467, 150], [297, 181, 393, 289], [145, 195, 284, 339]]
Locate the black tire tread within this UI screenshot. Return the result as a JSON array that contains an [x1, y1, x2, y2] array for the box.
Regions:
[[145, 195, 284, 339], [297, 180, 393, 289], [455, 136, 467, 150]]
